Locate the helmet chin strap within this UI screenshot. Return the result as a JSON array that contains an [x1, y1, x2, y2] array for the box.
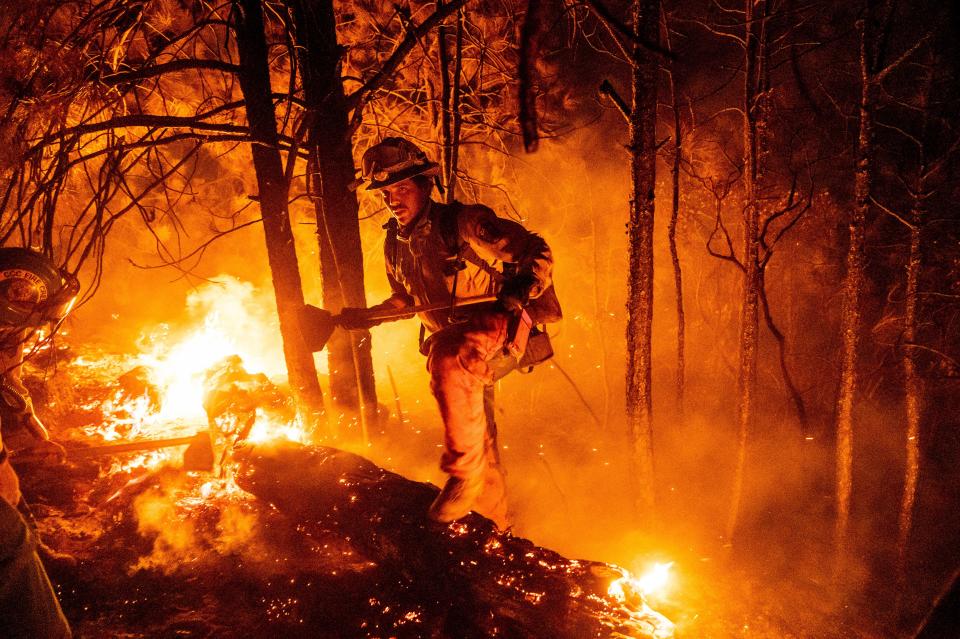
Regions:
[[38, 269, 80, 323]]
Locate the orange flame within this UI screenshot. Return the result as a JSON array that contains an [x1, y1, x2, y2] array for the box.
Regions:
[[608, 561, 674, 602], [81, 276, 310, 469]]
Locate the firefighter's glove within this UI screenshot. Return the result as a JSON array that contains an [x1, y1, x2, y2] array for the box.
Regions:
[[497, 272, 537, 312], [338, 307, 382, 331]]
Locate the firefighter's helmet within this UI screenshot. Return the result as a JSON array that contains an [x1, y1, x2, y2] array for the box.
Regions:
[[358, 137, 439, 190], [0, 248, 79, 328]]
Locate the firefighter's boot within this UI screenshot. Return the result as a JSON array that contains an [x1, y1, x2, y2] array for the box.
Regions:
[[427, 473, 484, 523]]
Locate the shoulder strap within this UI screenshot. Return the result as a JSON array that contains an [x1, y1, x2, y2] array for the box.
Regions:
[[436, 200, 463, 255], [383, 217, 399, 274]]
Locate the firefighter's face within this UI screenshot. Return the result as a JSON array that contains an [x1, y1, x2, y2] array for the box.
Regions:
[[380, 178, 430, 226]]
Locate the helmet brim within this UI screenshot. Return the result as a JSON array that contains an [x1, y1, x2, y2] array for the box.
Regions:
[[364, 162, 440, 191]]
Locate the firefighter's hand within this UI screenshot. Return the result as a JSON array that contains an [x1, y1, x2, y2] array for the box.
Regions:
[[338, 307, 381, 331], [497, 272, 537, 312]]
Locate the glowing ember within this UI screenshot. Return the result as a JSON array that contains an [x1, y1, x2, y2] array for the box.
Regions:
[[246, 409, 309, 444]]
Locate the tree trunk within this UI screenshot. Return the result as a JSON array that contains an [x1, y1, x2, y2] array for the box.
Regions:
[[233, 441, 674, 639], [834, 11, 873, 569], [759, 272, 809, 431], [896, 69, 931, 589], [449, 12, 464, 198], [437, 6, 465, 202], [518, 0, 548, 153], [592, 217, 612, 431], [232, 0, 325, 430], [287, 0, 378, 438], [625, 0, 659, 519], [438, 10, 452, 190], [661, 7, 685, 419], [896, 194, 922, 585], [726, 0, 767, 545]]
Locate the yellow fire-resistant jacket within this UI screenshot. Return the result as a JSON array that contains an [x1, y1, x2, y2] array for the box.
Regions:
[[380, 200, 555, 334]]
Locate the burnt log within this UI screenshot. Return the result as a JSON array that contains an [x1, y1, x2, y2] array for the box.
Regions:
[[234, 441, 673, 638], [117, 366, 161, 410]]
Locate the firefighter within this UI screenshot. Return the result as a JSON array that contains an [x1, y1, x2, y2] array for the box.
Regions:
[[0, 247, 76, 638], [0, 248, 76, 463], [344, 137, 559, 527]]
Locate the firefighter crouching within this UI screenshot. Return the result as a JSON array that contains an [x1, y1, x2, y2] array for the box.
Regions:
[[331, 137, 560, 527], [0, 247, 76, 638]]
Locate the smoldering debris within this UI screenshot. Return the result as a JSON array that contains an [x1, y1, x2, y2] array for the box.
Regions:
[[15, 345, 672, 639]]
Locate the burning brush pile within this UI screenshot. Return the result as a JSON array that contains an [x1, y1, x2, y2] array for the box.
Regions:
[[13, 280, 674, 638]]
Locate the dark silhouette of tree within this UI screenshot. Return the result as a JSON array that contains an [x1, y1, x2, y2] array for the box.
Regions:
[[661, 4, 686, 420], [285, 0, 379, 438], [592, 0, 664, 520], [866, 38, 959, 599], [834, 0, 928, 570], [724, 0, 769, 544], [623, 0, 660, 518], [679, 0, 816, 543], [231, 0, 326, 430]]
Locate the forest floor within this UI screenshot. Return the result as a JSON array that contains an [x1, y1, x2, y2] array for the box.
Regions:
[[20, 459, 888, 639], [8, 345, 912, 638]]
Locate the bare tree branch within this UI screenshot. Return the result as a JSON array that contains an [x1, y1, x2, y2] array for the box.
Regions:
[[874, 31, 931, 83], [345, 0, 467, 114], [599, 79, 631, 122], [101, 59, 242, 85], [26, 117, 248, 157], [582, 0, 677, 59]]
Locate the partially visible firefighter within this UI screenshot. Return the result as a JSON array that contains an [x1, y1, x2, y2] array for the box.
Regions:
[[0, 247, 77, 638], [325, 137, 559, 528]]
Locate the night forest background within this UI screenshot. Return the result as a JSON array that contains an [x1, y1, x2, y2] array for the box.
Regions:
[[1, 0, 959, 637]]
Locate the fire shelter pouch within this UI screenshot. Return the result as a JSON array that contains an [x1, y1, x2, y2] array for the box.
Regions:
[[517, 327, 554, 371]]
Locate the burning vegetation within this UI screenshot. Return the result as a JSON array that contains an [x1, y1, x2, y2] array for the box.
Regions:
[[1, 0, 959, 637], [14, 290, 674, 637]]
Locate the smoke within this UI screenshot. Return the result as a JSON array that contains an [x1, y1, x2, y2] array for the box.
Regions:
[[341, 123, 872, 621], [130, 480, 202, 575], [130, 475, 264, 575], [211, 499, 260, 556]]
